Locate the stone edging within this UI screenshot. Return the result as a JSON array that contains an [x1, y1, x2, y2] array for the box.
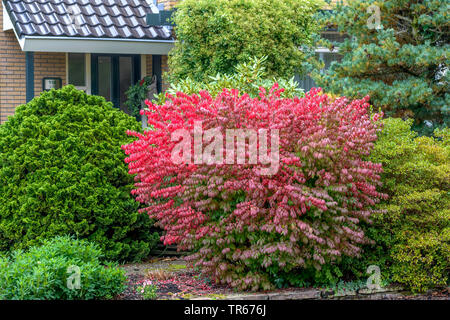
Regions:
[[192, 286, 406, 300]]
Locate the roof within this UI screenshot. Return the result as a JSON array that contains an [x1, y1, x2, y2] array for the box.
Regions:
[[3, 0, 172, 41]]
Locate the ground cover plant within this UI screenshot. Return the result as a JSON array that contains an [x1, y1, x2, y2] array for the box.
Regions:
[[0, 236, 126, 300], [0, 86, 159, 262], [123, 86, 386, 291]]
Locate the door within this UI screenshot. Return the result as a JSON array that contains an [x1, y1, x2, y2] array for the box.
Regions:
[[91, 54, 140, 115]]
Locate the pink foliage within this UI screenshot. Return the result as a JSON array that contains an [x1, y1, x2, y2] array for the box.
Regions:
[[122, 86, 386, 290]]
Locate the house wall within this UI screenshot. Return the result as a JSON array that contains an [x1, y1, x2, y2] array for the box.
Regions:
[[34, 52, 67, 96], [146, 54, 170, 92], [0, 2, 68, 123], [146, 54, 153, 78], [0, 0, 26, 123]]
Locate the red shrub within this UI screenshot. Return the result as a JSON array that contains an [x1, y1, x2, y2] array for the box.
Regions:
[[122, 86, 386, 290]]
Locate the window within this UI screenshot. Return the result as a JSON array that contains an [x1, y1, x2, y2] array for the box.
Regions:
[[119, 56, 133, 113], [97, 56, 112, 101], [91, 54, 140, 113], [68, 53, 86, 90], [296, 31, 345, 92], [296, 51, 342, 92]]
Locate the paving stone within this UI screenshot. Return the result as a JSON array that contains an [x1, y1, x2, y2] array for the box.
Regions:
[[364, 293, 404, 300], [267, 290, 321, 300], [358, 287, 391, 295], [226, 294, 269, 300], [332, 290, 357, 298]]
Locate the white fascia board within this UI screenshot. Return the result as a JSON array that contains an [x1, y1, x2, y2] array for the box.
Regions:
[[2, 5, 13, 31], [3, 6, 24, 49], [22, 36, 175, 55]]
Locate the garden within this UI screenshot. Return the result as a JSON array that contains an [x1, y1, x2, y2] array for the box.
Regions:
[[0, 0, 448, 300]]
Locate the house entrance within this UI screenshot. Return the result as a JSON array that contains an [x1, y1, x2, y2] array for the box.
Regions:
[[91, 54, 140, 115]]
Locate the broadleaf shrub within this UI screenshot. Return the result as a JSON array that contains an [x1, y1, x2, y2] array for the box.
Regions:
[[123, 86, 386, 290], [125, 75, 155, 119], [0, 236, 126, 300], [0, 86, 159, 261], [155, 57, 304, 105], [169, 0, 322, 82]]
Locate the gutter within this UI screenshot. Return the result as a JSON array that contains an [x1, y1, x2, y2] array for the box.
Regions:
[[21, 36, 176, 55], [22, 35, 176, 44]]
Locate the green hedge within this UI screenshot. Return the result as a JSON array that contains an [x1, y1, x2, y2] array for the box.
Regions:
[[345, 118, 449, 293], [368, 118, 449, 292], [0, 86, 159, 262], [0, 236, 126, 300]]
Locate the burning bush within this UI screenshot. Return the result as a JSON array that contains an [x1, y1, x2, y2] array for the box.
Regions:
[[123, 86, 386, 290]]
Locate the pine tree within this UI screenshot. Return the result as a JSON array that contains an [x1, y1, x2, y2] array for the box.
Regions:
[[312, 0, 449, 134]]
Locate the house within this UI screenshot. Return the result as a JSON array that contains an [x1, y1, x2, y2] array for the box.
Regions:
[[0, 0, 176, 123], [0, 0, 342, 124]]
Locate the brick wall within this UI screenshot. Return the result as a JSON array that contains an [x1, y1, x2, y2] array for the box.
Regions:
[[0, 2, 67, 123], [146, 54, 153, 78], [0, 0, 26, 123], [34, 52, 67, 96], [146, 54, 170, 93]]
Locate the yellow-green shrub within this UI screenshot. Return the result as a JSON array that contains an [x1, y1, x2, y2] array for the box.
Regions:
[[365, 118, 449, 293]]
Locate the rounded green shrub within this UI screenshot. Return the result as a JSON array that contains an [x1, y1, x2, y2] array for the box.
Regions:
[[168, 0, 321, 82], [340, 118, 449, 293], [0, 236, 127, 300], [368, 118, 449, 292], [0, 86, 159, 261]]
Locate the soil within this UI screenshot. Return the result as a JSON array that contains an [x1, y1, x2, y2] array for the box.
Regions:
[[117, 257, 450, 301], [117, 257, 233, 300]]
